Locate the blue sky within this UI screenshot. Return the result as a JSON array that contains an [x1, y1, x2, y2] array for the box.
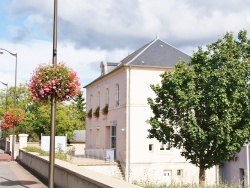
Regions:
[[1, 0, 250, 89]]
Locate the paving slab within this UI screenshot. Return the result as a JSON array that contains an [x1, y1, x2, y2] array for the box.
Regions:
[[0, 153, 11, 162], [0, 161, 48, 188]]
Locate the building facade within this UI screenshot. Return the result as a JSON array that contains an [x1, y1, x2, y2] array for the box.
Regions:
[[84, 38, 217, 185], [220, 144, 250, 187]]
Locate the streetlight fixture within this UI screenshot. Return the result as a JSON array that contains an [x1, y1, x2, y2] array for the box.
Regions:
[[49, 0, 58, 187], [0, 81, 8, 112], [0, 48, 17, 161]]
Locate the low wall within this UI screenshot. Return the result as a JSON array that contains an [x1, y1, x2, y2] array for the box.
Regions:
[[18, 149, 141, 188], [0, 139, 5, 150]]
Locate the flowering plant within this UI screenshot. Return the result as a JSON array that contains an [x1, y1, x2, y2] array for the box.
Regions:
[[1, 108, 25, 129], [93, 106, 100, 118], [28, 63, 81, 103], [0, 120, 12, 129], [102, 104, 109, 116], [87, 108, 92, 119]]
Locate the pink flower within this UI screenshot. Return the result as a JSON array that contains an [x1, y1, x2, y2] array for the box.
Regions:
[[28, 62, 81, 103]]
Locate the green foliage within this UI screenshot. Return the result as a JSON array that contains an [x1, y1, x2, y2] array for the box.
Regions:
[[133, 181, 238, 188], [23, 146, 48, 155], [56, 103, 85, 140], [73, 91, 86, 121], [23, 146, 70, 161], [0, 84, 86, 141], [148, 30, 250, 183], [0, 83, 30, 118]]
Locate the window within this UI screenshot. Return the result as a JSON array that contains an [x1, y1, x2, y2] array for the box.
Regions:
[[97, 92, 100, 106], [149, 144, 153, 151], [160, 142, 171, 150], [160, 143, 164, 150], [90, 95, 93, 109], [166, 142, 170, 150], [105, 88, 109, 105], [115, 84, 119, 106], [111, 126, 116, 148], [177, 169, 183, 176]]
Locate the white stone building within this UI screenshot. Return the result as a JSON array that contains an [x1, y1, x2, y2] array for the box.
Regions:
[[84, 38, 217, 185]]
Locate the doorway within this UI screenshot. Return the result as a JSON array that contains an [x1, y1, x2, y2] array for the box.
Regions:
[[163, 170, 172, 185], [111, 125, 116, 160]]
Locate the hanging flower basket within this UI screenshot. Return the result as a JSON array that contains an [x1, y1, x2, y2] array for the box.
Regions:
[[87, 108, 92, 119], [1, 108, 25, 129], [93, 106, 100, 118], [102, 104, 109, 116], [28, 63, 81, 103]]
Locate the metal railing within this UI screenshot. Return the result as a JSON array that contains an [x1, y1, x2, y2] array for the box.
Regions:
[[118, 152, 126, 171], [85, 149, 114, 162]]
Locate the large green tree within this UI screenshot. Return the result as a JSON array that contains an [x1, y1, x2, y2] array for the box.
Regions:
[[147, 30, 250, 185]]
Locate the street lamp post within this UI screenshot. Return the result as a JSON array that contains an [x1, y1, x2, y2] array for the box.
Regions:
[[0, 48, 17, 161], [49, 0, 58, 187]]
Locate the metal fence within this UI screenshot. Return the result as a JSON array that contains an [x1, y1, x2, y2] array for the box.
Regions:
[[69, 148, 115, 162]]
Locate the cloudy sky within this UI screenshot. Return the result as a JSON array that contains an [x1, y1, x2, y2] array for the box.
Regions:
[[0, 0, 250, 90]]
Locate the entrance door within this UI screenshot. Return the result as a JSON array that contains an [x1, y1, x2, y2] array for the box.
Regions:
[[163, 170, 172, 185], [111, 126, 116, 160], [240, 168, 245, 188]]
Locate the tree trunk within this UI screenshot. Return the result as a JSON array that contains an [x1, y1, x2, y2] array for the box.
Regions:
[[199, 166, 206, 187]]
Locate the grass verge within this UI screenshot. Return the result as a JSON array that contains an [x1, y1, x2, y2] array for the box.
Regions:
[[23, 146, 71, 162]]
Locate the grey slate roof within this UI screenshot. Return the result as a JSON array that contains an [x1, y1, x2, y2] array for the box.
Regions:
[[119, 38, 190, 68], [84, 38, 191, 88]]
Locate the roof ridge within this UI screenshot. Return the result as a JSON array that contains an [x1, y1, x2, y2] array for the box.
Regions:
[[157, 38, 191, 57], [123, 38, 159, 65]]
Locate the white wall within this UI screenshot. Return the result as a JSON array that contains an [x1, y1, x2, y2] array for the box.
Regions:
[[127, 67, 217, 185], [222, 145, 249, 186], [85, 67, 127, 163], [129, 163, 217, 185], [18, 149, 140, 188]]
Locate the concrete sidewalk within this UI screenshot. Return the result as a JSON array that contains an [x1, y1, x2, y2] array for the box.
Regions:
[[0, 152, 48, 188]]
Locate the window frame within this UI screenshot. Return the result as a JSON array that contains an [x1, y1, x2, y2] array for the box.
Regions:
[[115, 84, 119, 106]]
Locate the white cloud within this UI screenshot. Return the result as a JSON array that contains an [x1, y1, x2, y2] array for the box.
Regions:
[[2, 0, 250, 88], [0, 39, 131, 90]]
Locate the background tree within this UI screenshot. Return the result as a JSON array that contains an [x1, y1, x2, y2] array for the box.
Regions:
[[73, 91, 86, 122], [56, 103, 85, 141], [20, 100, 85, 141], [0, 83, 30, 139], [147, 30, 250, 185], [0, 83, 29, 116], [0, 84, 86, 141]]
